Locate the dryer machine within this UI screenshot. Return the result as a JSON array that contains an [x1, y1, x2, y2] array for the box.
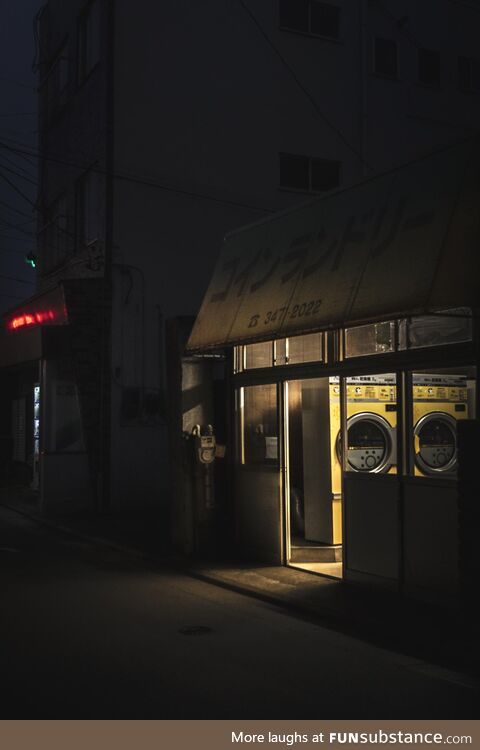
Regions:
[[330, 374, 397, 497], [412, 374, 468, 476]]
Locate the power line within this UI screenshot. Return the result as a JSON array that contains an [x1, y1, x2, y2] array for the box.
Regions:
[[237, 0, 372, 170], [0, 240, 34, 254], [0, 139, 276, 215], [0, 168, 37, 208], [0, 291, 28, 300], [0, 137, 38, 168], [0, 112, 37, 118], [0, 198, 34, 220], [0, 215, 36, 230], [0, 233, 35, 245], [0, 162, 37, 186], [0, 151, 37, 180], [0, 273, 35, 286], [0, 75, 37, 91]]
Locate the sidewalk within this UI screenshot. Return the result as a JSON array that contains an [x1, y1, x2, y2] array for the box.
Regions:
[[1, 485, 478, 682]]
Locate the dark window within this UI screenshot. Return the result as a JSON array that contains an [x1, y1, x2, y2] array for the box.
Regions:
[[458, 56, 480, 92], [279, 0, 309, 33], [43, 42, 69, 122], [310, 2, 340, 38], [418, 48, 441, 87], [78, 0, 100, 84], [75, 169, 100, 249], [374, 38, 398, 78], [279, 153, 340, 192], [43, 194, 69, 269], [279, 153, 309, 190], [279, 0, 340, 39]]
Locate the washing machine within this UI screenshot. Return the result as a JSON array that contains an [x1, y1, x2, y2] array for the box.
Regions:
[[329, 375, 397, 496], [412, 374, 468, 476]]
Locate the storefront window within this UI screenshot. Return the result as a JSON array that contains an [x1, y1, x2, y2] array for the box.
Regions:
[[287, 332, 323, 365], [399, 309, 472, 350], [410, 367, 476, 478], [344, 322, 395, 358], [244, 342, 273, 370], [240, 384, 278, 466], [342, 374, 397, 475], [236, 332, 324, 371]]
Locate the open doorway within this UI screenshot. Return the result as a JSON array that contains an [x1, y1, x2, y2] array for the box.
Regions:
[[285, 378, 342, 579]]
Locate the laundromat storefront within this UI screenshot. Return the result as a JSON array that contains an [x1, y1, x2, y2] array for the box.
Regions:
[[187, 137, 479, 603]]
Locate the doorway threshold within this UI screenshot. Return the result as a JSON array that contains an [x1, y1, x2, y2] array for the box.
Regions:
[[288, 561, 343, 580]]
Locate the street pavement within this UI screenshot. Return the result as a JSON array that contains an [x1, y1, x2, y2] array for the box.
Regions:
[[0, 504, 478, 719]]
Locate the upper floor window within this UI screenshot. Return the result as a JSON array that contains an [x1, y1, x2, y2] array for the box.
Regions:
[[418, 48, 441, 87], [76, 169, 100, 249], [40, 42, 69, 123], [373, 37, 398, 79], [41, 193, 69, 271], [279, 153, 340, 193], [458, 56, 480, 92], [279, 0, 340, 40], [78, 0, 100, 84]]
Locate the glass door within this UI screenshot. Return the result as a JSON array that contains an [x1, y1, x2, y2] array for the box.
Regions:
[[235, 384, 283, 563], [285, 377, 343, 579]]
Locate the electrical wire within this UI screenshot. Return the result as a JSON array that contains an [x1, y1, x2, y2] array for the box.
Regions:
[[0, 234, 35, 245], [0, 216, 36, 231], [237, 0, 372, 170], [0, 168, 37, 207], [0, 199, 34, 220], [0, 139, 276, 215], [0, 151, 37, 180], [0, 273, 35, 286], [0, 138, 38, 168], [0, 112, 37, 118], [0, 76, 37, 91], [0, 162, 37, 186], [0, 291, 27, 300]]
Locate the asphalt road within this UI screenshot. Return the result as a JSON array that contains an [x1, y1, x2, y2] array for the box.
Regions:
[[0, 505, 477, 719]]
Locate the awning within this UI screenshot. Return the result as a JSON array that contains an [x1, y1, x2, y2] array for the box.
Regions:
[[2, 285, 68, 333], [187, 136, 480, 352], [0, 286, 68, 369]]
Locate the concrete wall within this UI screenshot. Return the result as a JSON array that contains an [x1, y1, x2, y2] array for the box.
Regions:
[[37, 0, 480, 512]]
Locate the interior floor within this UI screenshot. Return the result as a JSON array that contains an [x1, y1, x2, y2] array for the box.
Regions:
[[289, 561, 343, 579]]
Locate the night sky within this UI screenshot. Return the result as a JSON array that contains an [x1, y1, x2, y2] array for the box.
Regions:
[[0, 0, 42, 314]]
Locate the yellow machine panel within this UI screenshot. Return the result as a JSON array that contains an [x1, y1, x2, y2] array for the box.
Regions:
[[328, 375, 397, 545], [412, 374, 468, 476]]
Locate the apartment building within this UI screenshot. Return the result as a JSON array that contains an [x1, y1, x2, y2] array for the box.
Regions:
[[1, 0, 479, 515]]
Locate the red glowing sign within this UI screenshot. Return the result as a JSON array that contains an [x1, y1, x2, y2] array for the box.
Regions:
[[7, 309, 57, 331], [4, 287, 69, 333]]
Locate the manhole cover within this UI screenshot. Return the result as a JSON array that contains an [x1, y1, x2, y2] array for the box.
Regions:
[[178, 625, 212, 636]]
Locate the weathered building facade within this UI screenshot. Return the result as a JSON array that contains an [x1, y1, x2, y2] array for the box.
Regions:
[[1, 0, 480, 522]]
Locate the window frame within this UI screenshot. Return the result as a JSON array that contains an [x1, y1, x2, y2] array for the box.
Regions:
[[75, 167, 100, 252], [278, 0, 341, 42], [373, 36, 399, 80], [457, 55, 480, 93], [39, 192, 70, 273], [77, 0, 101, 87], [417, 47, 442, 89], [279, 152, 341, 194], [40, 38, 70, 124]]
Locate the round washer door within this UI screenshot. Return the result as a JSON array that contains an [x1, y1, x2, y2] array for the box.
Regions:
[[337, 413, 394, 473], [414, 412, 457, 475]]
